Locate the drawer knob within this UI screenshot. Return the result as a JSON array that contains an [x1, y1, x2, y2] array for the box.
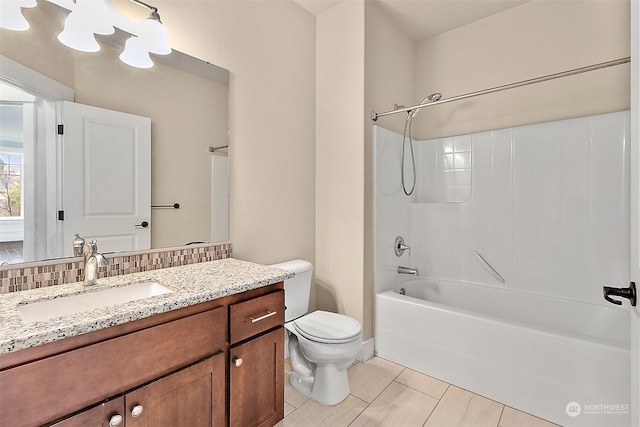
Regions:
[[250, 310, 277, 323], [234, 357, 243, 367], [131, 405, 144, 418], [109, 414, 123, 427]]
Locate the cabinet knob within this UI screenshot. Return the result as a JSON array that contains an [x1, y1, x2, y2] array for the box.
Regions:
[[233, 356, 243, 367], [109, 414, 123, 426], [131, 404, 144, 418]]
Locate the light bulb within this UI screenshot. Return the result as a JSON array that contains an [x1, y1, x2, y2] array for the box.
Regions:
[[119, 36, 153, 69]]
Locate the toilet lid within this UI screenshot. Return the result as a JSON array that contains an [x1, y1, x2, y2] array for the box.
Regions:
[[293, 310, 362, 344]]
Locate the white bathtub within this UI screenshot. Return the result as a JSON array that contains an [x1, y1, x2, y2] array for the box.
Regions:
[[375, 279, 630, 427]]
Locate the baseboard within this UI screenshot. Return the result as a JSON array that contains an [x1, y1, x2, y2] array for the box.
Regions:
[[356, 337, 375, 362]]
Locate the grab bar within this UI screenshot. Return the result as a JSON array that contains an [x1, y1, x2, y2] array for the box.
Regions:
[[473, 250, 505, 284]]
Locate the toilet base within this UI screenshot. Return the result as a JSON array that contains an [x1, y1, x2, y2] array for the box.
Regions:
[[289, 363, 350, 406]]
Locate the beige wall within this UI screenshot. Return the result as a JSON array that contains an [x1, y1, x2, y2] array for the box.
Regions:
[[413, 0, 630, 139], [2, 0, 630, 346], [159, 1, 317, 310], [317, 0, 630, 343], [0, 5, 229, 249], [1, 2, 317, 302], [365, 2, 416, 136], [363, 1, 416, 339], [316, 1, 367, 334], [0, 7, 75, 89]]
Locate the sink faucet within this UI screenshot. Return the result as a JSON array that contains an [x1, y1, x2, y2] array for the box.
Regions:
[[397, 266, 419, 276], [83, 240, 108, 286]]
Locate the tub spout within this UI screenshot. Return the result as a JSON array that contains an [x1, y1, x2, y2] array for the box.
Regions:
[[398, 266, 419, 276]]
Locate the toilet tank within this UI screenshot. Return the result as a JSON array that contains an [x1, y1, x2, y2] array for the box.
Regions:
[[270, 259, 313, 322]]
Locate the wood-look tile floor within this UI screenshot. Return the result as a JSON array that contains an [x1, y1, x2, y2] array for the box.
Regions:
[[277, 356, 560, 427]]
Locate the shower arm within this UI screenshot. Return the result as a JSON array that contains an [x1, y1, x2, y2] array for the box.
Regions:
[[370, 56, 630, 122]]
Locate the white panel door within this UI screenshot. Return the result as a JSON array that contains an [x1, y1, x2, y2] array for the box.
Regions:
[[60, 101, 151, 256]]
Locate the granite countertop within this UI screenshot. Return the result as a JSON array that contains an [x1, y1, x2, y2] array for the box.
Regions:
[[0, 258, 293, 354]]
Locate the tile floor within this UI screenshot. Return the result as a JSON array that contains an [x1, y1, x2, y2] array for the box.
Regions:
[[277, 356, 560, 427]]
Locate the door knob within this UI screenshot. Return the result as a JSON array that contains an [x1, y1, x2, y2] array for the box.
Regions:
[[109, 414, 123, 427], [135, 221, 149, 228], [603, 282, 636, 306], [233, 357, 243, 367]]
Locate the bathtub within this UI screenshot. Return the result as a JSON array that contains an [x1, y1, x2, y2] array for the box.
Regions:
[[375, 279, 630, 427]]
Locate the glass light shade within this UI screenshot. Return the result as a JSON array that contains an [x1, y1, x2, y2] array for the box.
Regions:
[[119, 37, 154, 69], [138, 19, 171, 55], [47, 0, 77, 10], [64, 4, 114, 36], [57, 18, 101, 52], [0, 0, 36, 31]]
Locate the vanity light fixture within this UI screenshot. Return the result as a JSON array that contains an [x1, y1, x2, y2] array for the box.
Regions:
[[119, 35, 154, 68], [1, 0, 172, 69], [57, 0, 115, 52], [0, 0, 37, 31], [119, 0, 171, 67]]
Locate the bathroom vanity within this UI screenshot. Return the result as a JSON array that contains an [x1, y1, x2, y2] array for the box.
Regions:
[[0, 258, 290, 427]]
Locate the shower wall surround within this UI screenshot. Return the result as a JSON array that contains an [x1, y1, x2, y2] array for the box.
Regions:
[[374, 111, 630, 306]]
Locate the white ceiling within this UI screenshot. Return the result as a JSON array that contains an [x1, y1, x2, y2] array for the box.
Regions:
[[294, 0, 531, 41]]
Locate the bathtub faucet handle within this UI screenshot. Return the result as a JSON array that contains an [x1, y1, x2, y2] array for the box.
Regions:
[[603, 282, 636, 306], [395, 236, 410, 257]]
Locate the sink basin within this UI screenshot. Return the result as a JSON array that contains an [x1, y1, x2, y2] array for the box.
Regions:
[[18, 282, 174, 324]]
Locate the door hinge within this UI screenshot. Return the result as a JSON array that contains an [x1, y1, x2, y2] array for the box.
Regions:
[[58, 210, 64, 221], [57, 124, 64, 135]]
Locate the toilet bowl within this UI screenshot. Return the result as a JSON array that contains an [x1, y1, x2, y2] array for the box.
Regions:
[[270, 260, 362, 406], [286, 310, 362, 405]]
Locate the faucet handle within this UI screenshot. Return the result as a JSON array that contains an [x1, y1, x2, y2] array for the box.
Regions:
[[72, 234, 85, 257], [394, 236, 411, 257]]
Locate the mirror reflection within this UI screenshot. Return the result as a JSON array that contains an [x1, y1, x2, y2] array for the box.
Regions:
[[0, 1, 229, 265]]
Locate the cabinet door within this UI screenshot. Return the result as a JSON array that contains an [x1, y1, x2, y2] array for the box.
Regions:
[[230, 327, 284, 427], [125, 353, 225, 427], [49, 398, 124, 427]]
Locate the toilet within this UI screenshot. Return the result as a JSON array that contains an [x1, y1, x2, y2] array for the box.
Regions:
[[270, 259, 362, 406]]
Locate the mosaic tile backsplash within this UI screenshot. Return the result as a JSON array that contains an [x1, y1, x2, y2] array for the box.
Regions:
[[0, 243, 232, 294]]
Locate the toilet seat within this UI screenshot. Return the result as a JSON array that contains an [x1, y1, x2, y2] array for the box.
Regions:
[[293, 310, 362, 344]]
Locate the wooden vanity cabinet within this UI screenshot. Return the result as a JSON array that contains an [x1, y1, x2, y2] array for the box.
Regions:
[[229, 290, 285, 427], [1, 307, 226, 427], [49, 397, 124, 427], [0, 283, 285, 427], [50, 354, 226, 427], [125, 353, 225, 427]]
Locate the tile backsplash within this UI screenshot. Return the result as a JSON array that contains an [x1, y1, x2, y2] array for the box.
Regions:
[[0, 243, 232, 294]]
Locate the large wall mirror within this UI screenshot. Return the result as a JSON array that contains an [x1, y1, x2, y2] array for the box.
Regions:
[[0, 1, 229, 265]]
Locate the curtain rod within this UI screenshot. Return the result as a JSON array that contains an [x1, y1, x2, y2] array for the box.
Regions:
[[370, 57, 631, 122]]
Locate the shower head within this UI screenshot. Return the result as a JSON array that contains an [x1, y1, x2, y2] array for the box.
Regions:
[[408, 92, 443, 118]]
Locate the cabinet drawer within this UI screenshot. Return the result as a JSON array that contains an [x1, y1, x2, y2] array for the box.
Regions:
[[229, 290, 284, 344], [0, 306, 225, 427]]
